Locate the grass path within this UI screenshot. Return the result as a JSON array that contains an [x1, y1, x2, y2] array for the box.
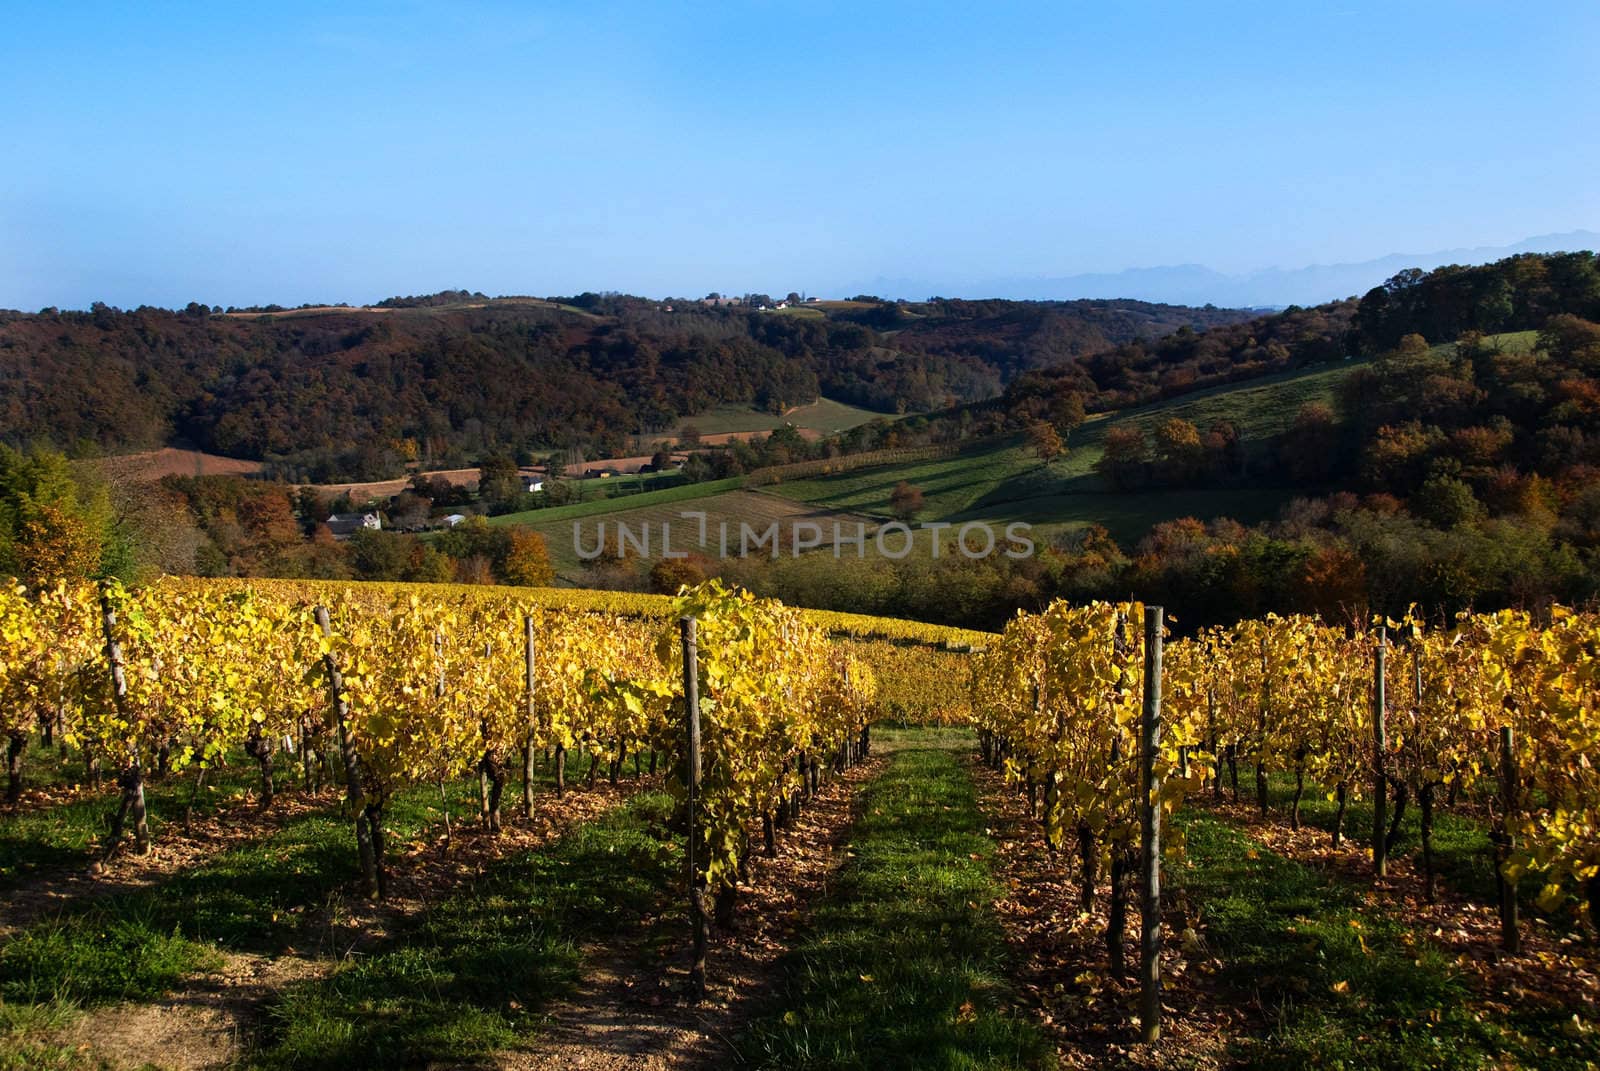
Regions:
[[506, 742, 886, 1070], [740, 730, 1053, 1070]]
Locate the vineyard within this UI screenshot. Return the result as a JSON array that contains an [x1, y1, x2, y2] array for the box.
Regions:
[[2, 579, 1600, 1069]]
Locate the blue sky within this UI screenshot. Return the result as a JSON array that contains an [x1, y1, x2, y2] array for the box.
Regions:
[[2, 1, 1596, 309]]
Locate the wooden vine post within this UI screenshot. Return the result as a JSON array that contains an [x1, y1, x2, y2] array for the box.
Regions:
[[99, 587, 150, 857], [314, 605, 379, 899], [1139, 604, 1164, 1044], [1497, 725, 1520, 952], [522, 615, 537, 818], [481, 638, 504, 832], [435, 631, 454, 841], [681, 615, 707, 997], [1371, 626, 1388, 879]]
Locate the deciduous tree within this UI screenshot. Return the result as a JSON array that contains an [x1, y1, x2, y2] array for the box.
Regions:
[[501, 528, 555, 586], [889, 481, 925, 521], [1027, 421, 1064, 467]]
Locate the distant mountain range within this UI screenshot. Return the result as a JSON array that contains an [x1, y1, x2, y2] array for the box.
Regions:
[[844, 231, 1600, 309]]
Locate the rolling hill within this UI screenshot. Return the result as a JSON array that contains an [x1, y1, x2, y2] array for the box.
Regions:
[[483, 328, 1543, 583], [478, 352, 1372, 584], [0, 293, 1250, 483]]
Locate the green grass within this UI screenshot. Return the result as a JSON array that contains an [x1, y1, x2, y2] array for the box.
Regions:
[[0, 774, 521, 1006], [958, 488, 1293, 546], [7, 739, 82, 792], [766, 438, 1042, 521], [0, 750, 275, 890], [0, 1002, 100, 1071], [551, 469, 685, 498], [765, 438, 1290, 547], [246, 790, 681, 1071], [0, 911, 224, 1005], [762, 358, 1371, 546], [487, 476, 745, 528], [787, 397, 891, 435], [741, 733, 1053, 1070], [1445, 329, 1539, 357], [1176, 813, 1600, 1069], [667, 404, 796, 437], [1233, 771, 1549, 918], [1076, 358, 1366, 451], [536, 490, 879, 578]]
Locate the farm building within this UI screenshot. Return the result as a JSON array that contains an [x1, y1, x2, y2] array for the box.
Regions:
[[326, 511, 382, 538]]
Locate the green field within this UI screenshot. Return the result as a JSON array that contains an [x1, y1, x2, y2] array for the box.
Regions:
[[1477, 328, 1539, 354], [1076, 356, 1365, 448], [766, 439, 1043, 519], [959, 486, 1294, 544], [487, 476, 746, 529], [757, 355, 1376, 547]]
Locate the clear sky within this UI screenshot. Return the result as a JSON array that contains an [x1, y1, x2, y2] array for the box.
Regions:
[[2, 1, 1596, 309]]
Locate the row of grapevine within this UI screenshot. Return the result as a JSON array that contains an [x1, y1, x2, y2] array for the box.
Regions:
[[667, 582, 880, 987], [0, 578, 884, 926], [969, 601, 1204, 989], [170, 576, 994, 649], [834, 638, 973, 725], [962, 597, 1600, 1037], [1159, 606, 1600, 942]]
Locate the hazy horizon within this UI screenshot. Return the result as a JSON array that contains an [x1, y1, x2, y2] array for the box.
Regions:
[[9, 228, 1598, 314]]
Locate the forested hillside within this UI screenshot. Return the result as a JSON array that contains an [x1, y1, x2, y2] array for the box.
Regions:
[[0, 295, 1247, 482], [998, 251, 1600, 424]]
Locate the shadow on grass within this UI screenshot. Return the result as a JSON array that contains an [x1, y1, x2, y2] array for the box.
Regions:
[[1220, 772, 1542, 914], [0, 752, 274, 889], [0, 807, 354, 1006], [1176, 813, 1600, 1069], [741, 744, 1051, 1070], [0, 775, 553, 1004], [246, 790, 680, 1071], [0, 1001, 102, 1071], [0, 828, 95, 885]]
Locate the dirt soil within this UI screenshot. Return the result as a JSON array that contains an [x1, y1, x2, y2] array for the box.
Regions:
[[86, 448, 264, 483], [1204, 793, 1600, 1023], [63, 953, 322, 1071], [967, 754, 1236, 1070], [45, 780, 638, 1071], [499, 755, 885, 1071], [0, 790, 332, 938]]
